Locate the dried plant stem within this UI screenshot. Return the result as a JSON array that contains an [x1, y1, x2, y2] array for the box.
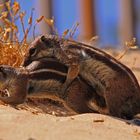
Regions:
[[21, 8, 34, 44], [33, 23, 37, 40], [51, 25, 58, 35], [69, 22, 79, 38], [117, 48, 129, 60], [20, 16, 26, 34]]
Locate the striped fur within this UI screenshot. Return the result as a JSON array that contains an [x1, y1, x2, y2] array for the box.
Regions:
[[0, 60, 103, 114], [22, 35, 140, 119]]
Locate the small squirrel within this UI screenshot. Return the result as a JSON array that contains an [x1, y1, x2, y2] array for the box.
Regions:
[[1, 63, 140, 125], [22, 35, 140, 119], [0, 59, 105, 114]]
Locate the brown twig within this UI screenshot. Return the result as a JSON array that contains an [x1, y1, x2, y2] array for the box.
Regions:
[[69, 22, 79, 39]]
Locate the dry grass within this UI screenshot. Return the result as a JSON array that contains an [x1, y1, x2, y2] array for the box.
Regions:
[[0, 1, 30, 67], [0, 1, 56, 67]]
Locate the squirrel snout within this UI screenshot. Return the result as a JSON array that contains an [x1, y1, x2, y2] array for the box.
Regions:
[[0, 66, 28, 105]]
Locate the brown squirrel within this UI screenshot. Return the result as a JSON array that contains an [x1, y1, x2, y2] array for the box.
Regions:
[[22, 35, 140, 119], [0, 59, 103, 114]]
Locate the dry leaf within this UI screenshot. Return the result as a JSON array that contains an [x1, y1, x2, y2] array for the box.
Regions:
[[125, 38, 138, 49], [44, 18, 54, 26], [28, 17, 32, 25], [19, 12, 25, 20], [5, 1, 11, 11], [2, 18, 11, 26], [10, 22, 17, 30], [5, 28, 11, 33], [36, 16, 44, 23], [90, 36, 99, 41], [117, 38, 138, 60], [0, 26, 3, 32], [62, 29, 69, 37], [0, 4, 4, 10], [1, 11, 8, 18], [12, 1, 20, 15]]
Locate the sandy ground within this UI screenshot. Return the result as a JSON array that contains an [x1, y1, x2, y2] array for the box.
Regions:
[[1, 49, 140, 140], [0, 105, 140, 140]]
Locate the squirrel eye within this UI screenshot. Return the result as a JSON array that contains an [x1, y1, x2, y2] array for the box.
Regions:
[[41, 35, 46, 42], [29, 48, 36, 56]]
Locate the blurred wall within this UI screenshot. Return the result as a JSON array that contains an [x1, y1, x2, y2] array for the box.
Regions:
[[14, 0, 140, 47]]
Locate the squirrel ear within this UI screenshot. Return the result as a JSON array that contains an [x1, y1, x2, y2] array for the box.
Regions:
[[40, 35, 52, 47]]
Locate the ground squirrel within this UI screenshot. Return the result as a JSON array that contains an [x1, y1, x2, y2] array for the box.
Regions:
[[22, 35, 140, 119], [0, 59, 102, 114]]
